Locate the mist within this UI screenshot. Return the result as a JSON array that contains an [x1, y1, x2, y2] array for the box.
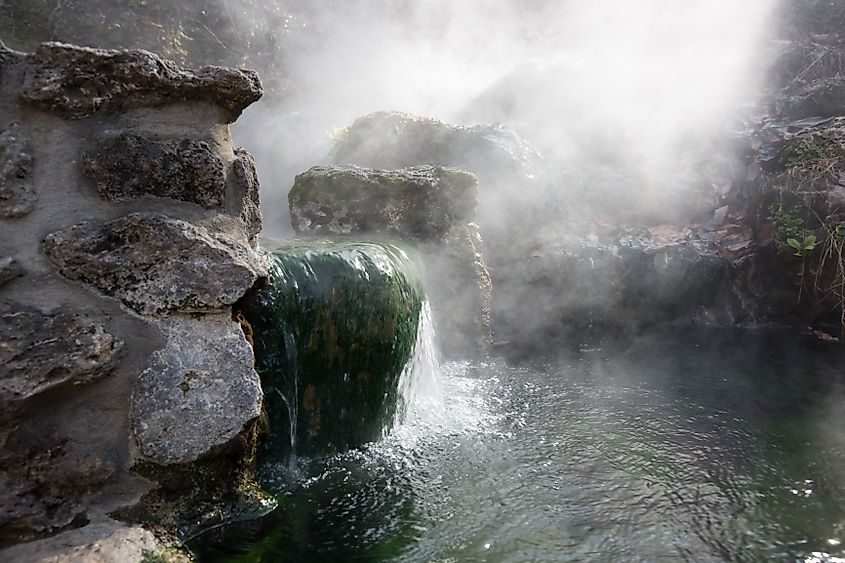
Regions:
[[230, 0, 778, 235]]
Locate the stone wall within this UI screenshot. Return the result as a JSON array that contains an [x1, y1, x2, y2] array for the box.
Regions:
[[0, 42, 266, 557]]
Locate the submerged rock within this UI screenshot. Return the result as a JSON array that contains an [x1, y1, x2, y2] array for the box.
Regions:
[[0, 301, 123, 418], [42, 212, 265, 315], [0, 122, 36, 218], [19, 42, 262, 121], [289, 165, 477, 241], [83, 133, 227, 207], [130, 315, 263, 465], [240, 239, 424, 455]]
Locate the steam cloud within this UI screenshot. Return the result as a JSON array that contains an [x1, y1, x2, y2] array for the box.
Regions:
[[231, 0, 778, 235]]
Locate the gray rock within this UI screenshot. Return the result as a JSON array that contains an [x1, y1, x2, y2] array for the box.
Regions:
[[231, 147, 262, 239], [83, 133, 226, 208], [0, 435, 115, 544], [0, 301, 123, 417], [0, 123, 36, 218], [423, 223, 492, 356], [0, 257, 23, 286], [289, 165, 478, 242], [131, 315, 262, 465], [42, 212, 266, 315], [20, 42, 262, 122]]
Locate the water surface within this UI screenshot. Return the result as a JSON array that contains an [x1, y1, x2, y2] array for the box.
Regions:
[[190, 329, 845, 562]]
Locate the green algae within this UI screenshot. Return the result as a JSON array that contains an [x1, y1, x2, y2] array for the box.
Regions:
[[240, 238, 425, 457]]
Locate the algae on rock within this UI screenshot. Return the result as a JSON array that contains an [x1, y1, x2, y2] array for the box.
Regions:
[[240, 239, 425, 456]]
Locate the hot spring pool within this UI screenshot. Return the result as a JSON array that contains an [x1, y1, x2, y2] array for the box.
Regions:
[[189, 328, 845, 562]]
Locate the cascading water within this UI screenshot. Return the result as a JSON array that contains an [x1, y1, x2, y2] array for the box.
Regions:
[[393, 301, 444, 431]]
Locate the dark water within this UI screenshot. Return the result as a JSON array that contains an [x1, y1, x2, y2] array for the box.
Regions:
[[189, 329, 845, 562]]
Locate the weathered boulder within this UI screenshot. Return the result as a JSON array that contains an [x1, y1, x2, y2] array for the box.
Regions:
[[131, 315, 262, 466], [494, 226, 728, 348], [19, 42, 262, 122], [0, 122, 36, 218], [0, 301, 123, 418], [779, 77, 845, 119], [83, 133, 226, 208], [231, 147, 263, 240], [241, 240, 424, 455], [42, 212, 266, 315], [0, 257, 22, 286], [289, 165, 477, 241]]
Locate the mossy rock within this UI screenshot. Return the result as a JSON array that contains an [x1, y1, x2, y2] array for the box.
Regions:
[[240, 238, 424, 457]]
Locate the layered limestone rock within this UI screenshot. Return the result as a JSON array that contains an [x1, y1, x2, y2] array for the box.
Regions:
[[83, 134, 227, 207], [289, 164, 492, 357], [19, 42, 261, 122], [0, 301, 123, 419], [0, 41, 265, 557], [43, 213, 264, 315], [289, 165, 477, 239]]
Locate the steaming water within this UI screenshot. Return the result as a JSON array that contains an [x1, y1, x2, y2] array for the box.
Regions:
[[189, 328, 845, 562]]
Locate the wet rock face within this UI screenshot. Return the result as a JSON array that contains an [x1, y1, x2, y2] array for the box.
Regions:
[[83, 133, 226, 207], [20, 43, 262, 122], [131, 316, 262, 465], [241, 240, 424, 455], [0, 301, 123, 417], [231, 148, 262, 239], [42, 212, 265, 315], [289, 165, 478, 242], [0, 123, 36, 218]]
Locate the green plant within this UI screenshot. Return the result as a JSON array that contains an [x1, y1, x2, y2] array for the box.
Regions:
[[786, 233, 819, 256], [786, 138, 826, 168], [769, 203, 818, 256]]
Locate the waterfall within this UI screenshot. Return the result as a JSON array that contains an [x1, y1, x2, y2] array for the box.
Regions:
[[392, 300, 444, 431]]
